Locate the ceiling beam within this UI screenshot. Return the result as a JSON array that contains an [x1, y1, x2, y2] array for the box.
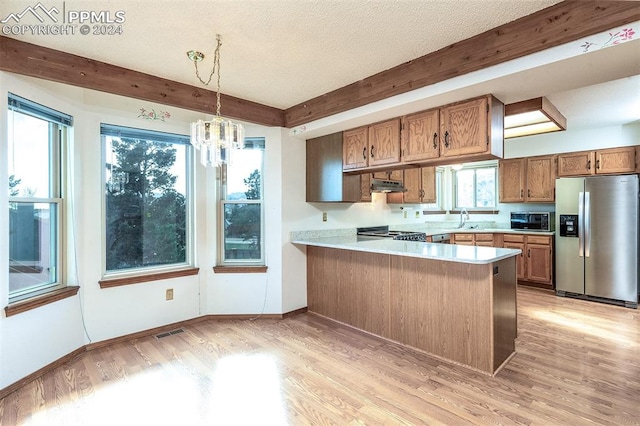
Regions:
[[284, 1, 640, 128], [0, 36, 285, 127]]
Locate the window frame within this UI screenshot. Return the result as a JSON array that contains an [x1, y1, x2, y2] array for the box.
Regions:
[[7, 95, 70, 302], [218, 137, 265, 266], [452, 161, 498, 210], [100, 123, 194, 279]]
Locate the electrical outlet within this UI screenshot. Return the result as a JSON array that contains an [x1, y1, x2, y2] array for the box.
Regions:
[[415, 211, 420, 218], [322, 212, 327, 222], [166, 288, 174, 300], [403, 211, 407, 219]]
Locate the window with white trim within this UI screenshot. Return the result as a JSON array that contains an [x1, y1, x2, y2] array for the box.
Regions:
[[453, 163, 497, 209], [101, 124, 193, 274], [7, 93, 71, 301], [219, 138, 265, 265]]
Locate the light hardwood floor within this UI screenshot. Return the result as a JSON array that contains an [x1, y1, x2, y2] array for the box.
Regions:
[[1, 286, 639, 425]]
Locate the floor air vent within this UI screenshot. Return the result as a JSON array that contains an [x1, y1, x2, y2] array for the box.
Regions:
[[155, 328, 185, 339]]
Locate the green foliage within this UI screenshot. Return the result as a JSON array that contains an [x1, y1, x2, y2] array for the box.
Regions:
[[105, 138, 186, 270], [224, 169, 261, 260]]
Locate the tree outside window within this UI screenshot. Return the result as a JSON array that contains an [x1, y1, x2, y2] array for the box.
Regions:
[[221, 138, 265, 264], [102, 125, 191, 273]]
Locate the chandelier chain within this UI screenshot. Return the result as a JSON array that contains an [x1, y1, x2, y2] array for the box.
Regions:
[[193, 58, 215, 87], [214, 36, 222, 117]]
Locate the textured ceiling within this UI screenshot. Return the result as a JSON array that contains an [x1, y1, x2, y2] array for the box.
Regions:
[[2, 0, 638, 133], [0, 0, 563, 108]]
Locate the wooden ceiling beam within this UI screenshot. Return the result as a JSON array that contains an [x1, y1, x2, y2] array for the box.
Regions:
[[284, 1, 640, 128], [0, 36, 285, 127]]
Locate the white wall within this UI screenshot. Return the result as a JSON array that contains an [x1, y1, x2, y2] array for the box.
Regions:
[[0, 73, 297, 389], [0, 73, 86, 387]]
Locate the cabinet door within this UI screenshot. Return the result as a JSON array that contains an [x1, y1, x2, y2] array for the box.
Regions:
[[526, 155, 556, 202], [369, 119, 401, 166], [343, 127, 368, 170], [557, 151, 595, 176], [360, 173, 372, 202], [526, 243, 552, 284], [400, 168, 422, 203], [421, 167, 436, 203], [453, 233, 474, 245], [595, 147, 636, 174], [499, 158, 525, 202], [440, 97, 488, 158], [503, 242, 526, 280], [401, 109, 440, 162]]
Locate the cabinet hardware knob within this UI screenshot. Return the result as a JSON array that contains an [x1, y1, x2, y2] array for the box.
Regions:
[[444, 131, 450, 148], [371, 145, 374, 158], [520, 189, 523, 197], [596, 159, 600, 169], [527, 189, 531, 197], [527, 249, 531, 257], [433, 133, 438, 149], [362, 146, 366, 160], [587, 159, 591, 170]]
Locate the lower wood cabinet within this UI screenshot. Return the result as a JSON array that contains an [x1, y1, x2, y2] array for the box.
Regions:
[[502, 234, 553, 289], [453, 232, 554, 289]]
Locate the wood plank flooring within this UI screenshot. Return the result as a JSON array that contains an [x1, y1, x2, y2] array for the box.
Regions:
[[1, 286, 639, 425]]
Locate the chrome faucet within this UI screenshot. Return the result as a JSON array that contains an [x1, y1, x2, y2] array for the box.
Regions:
[[458, 208, 470, 228]]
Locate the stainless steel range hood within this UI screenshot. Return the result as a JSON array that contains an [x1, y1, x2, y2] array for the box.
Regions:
[[370, 178, 407, 193]]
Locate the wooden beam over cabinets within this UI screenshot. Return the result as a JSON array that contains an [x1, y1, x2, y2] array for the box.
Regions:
[[284, 1, 640, 128], [0, 36, 285, 127]]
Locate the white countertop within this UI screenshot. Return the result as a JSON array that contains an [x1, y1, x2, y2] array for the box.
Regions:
[[292, 236, 521, 265]]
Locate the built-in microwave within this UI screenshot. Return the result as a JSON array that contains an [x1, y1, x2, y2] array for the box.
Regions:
[[510, 212, 555, 231]]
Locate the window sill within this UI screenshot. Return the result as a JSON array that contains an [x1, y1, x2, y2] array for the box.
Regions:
[[99, 267, 200, 289], [5, 286, 79, 317], [450, 209, 500, 215], [213, 266, 268, 274]]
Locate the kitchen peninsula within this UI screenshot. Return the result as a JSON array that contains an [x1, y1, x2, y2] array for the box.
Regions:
[[292, 234, 521, 376]]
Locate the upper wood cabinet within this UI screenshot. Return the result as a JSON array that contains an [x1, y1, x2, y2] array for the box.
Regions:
[[498, 155, 556, 203], [499, 158, 526, 203], [307, 132, 359, 202], [387, 167, 436, 204], [401, 109, 440, 162], [526, 155, 556, 202], [343, 126, 369, 170], [368, 119, 401, 167], [595, 147, 636, 174], [557, 147, 636, 176], [343, 94, 504, 172], [439, 95, 504, 162], [343, 120, 401, 171]]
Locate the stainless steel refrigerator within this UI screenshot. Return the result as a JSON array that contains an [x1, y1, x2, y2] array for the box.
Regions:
[[555, 175, 639, 308]]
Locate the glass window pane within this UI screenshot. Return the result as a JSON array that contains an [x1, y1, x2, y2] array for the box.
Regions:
[[223, 203, 262, 260], [105, 135, 188, 272], [9, 202, 58, 294], [8, 110, 52, 198], [476, 168, 496, 208], [456, 170, 474, 208], [226, 150, 263, 200]]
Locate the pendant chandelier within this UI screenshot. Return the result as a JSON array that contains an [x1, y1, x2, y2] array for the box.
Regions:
[[187, 34, 244, 167]]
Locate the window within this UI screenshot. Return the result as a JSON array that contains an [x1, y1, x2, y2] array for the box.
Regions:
[[7, 94, 71, 300], [101, 124, 192, 274], [453, 163, 497, 209], [220, 138, 265, 265]]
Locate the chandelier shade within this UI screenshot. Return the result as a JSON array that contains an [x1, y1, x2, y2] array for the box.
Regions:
[[187, 34, 244, 167]]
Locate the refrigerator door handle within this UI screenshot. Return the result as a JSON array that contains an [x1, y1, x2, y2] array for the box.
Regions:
[[578, 191, 585, 257], [584, 191, 591, 257]]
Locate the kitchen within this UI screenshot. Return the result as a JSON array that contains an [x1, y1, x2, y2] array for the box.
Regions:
[[0, 1, 639, 423]]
